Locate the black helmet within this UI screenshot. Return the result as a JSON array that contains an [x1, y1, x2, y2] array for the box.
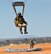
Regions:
[[18, 12, 21, 16]]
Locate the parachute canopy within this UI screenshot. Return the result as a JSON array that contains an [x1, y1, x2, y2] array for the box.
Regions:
[[12, 2, 25, 16]]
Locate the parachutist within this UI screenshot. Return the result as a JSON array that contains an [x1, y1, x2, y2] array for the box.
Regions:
[[15, 12, 28, 34], [30, 40, 34, 49], [12, 2, 28, 34]]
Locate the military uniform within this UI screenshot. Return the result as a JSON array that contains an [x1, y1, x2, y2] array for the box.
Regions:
[[15, 13, 28, 34], [30, 40, 34, 49]]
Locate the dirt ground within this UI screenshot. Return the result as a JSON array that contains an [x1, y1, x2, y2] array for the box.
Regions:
[[0, 43, 51, 54]]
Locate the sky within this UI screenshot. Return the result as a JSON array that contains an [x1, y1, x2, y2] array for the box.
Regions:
[[0, 0, 51, 38]]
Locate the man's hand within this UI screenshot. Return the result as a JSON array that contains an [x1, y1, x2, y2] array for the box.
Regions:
[[26, 21, 28, 25]]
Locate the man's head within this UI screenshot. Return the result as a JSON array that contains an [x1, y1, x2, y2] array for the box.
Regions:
[[18, 12, 21, 16]]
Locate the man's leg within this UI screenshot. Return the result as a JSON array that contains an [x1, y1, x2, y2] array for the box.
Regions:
[[24, 25, 28, 34], [18, 23, 23, 34], [30, 44, 34, 49], [19, 27, 23, 34], [30, 45, 32, 49]]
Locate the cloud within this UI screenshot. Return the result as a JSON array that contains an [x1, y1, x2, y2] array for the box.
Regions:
[[12, 0, 27, 3], [17, 0, 24, 1]]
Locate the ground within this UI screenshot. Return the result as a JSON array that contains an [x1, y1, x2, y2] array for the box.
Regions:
[[0, 43, 51, 54]]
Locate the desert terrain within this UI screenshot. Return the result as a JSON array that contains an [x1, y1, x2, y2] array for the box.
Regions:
[[0, 43, 51, 54], [0, 37, 51, 54]]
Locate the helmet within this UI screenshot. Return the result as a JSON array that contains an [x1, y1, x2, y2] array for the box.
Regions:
[[18, 12, 21, 16]]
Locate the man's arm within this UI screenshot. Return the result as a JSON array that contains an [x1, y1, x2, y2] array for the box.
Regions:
[[22, 17, 27, 24], [14, 18, 19, 25]]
